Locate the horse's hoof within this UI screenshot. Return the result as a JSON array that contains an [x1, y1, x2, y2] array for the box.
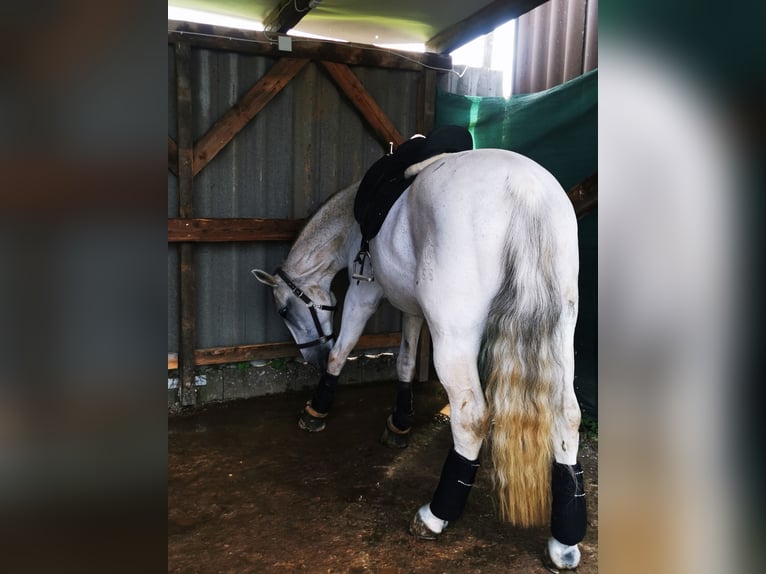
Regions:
[[542, 537, 581, 572], [297, 403, 327, 432], [379, 416, 410, 448], [408, 511, 440, 540]]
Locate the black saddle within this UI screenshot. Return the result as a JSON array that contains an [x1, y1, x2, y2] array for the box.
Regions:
[[354, 125, 473, 243]]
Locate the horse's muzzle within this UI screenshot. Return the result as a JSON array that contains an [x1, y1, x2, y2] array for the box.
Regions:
[[300, 341, 332, 372]]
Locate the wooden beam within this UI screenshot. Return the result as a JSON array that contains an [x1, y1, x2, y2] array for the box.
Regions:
[[168, 332, 403, 369], [427, 0, 549, 54], [416, 70, 437, 135], [175, 41, 197, 406], [168, 218, 306, 242], [319, 61, 404, 149], [415, 68, 437, 380], [417, 325, 431, 382], [263, 0, 315, 33], [193, 57, 309, 176], [567, 173, 598, 218], [168, 136, 178, 176], [168, 22, 452, 72], [195, 342, 299, 366]]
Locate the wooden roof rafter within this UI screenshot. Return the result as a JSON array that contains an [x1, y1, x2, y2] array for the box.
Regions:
[[263, 0, 318, 34], [426, 0, 550, 54]]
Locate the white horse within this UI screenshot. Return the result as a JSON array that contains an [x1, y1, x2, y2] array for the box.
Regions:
[[253, 148, 586, 570]]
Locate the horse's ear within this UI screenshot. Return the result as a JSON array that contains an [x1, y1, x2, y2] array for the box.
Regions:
[[251, 269, 278, 287]]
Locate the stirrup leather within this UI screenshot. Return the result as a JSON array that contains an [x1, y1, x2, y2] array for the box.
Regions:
[[352, 248, 374, 283]]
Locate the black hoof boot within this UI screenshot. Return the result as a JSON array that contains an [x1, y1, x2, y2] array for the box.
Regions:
[[379, 415, 410, 448], [298, 402, 328, 432]]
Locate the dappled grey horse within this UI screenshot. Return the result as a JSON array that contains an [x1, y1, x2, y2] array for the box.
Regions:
[[254, 148, 586, 570]]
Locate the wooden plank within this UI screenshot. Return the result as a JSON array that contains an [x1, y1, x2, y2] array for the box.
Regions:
[[416, 70, 437, 135], [175, 41, 197, 406], [417, 325, 431, 382], [168, 21, 452, 72], [167, 136, 178, 176], [194, 342, 300, 366], [415, 69, 437, 380], [427, 0, 549, 54], [168, 218, 306, 242], [167, 332, 403, 369], [176, 46, 194, 219], [348, 332, 402, 351], [263, 0, 315, 33], [567, 173, 598, 218], [193, 57, 310, 176], [319, 61, 404, 149]]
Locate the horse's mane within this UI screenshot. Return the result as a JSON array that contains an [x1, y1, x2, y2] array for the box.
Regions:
[[286, 182, 360, 276]]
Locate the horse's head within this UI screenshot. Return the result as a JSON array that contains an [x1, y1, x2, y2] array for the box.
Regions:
[[252, 268, 336, 371]]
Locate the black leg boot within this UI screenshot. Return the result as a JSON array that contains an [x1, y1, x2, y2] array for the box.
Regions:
[[380, 381, 413, 448], [298, 372, 339, 432]]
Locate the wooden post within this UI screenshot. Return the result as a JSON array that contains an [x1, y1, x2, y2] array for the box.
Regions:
[[175, 41, 197, 406], [417, 327, 431, 382], [416, 70, 436, 136], [416, 68, 437, 382]]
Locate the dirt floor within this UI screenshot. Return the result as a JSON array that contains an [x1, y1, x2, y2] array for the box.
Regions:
[[168, 379, 598, 573]]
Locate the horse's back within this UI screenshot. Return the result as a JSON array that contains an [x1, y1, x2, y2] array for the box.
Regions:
[[410, 148, 571, 224], [409, 148, 576, 276]]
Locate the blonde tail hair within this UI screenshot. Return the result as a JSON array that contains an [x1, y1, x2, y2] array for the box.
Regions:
[[478, 206, 563, 527]]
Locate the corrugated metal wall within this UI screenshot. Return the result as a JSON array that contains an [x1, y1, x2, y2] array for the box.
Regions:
[[513, 0, 597, 94], [168, 46, 420, 354]]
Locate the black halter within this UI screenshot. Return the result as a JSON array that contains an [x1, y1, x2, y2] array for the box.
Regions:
[[275, 268, 336, 349]]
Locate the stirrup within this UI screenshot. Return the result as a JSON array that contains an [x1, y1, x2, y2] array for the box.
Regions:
[[352, 249, 374, 283]]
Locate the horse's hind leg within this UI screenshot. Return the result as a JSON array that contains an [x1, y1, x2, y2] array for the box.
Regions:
[[380, 313, 423, 448], [409, 334, 487, 539], [546, 301, 587, 571]]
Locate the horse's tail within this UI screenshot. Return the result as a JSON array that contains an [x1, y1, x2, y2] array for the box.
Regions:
[[478, 192, 564, 527]]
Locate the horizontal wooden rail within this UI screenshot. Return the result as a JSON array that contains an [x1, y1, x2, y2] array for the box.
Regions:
[[168, 332, 402, 370], [168, 218, 306, 242]]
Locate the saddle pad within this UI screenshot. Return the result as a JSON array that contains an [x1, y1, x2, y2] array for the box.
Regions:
[[354, 125, 473, 242]]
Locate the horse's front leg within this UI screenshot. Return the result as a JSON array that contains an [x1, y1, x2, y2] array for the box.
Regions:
[[380, 313, 424, 448], [298, 282, 382, 432]]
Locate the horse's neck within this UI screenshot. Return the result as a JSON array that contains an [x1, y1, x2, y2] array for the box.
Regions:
[[285, 183, 359, 288]]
